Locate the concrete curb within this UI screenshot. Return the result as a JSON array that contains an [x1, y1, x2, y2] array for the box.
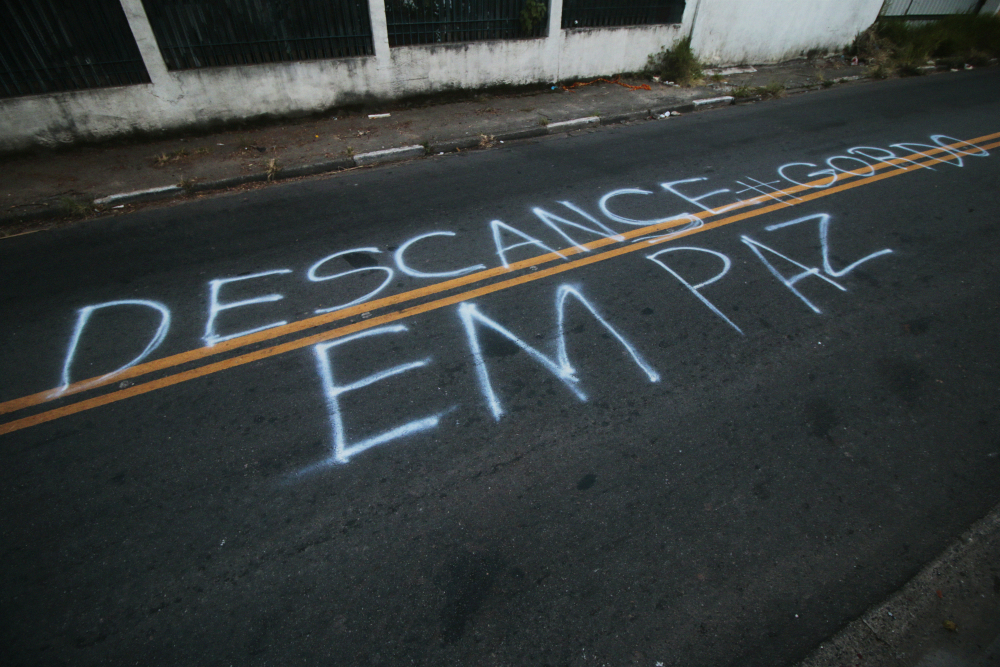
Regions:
[[601, 109, 654, 124], [280, 157, 355, 178], [692, 95, 735, 108], [674, 95, 736, 113], [428, 136, 481, 154], [796, 501, 1000, 667], [94, 185, 183, 207], [189, 173, 268, 192], [495, 126, 550, 142], [546, 116, 600, 132], [353, 145, 425, 166]]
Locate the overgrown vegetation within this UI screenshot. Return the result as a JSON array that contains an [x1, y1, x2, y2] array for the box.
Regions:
[[520, 0, 547, 33], [645, 36, 702, 86], [732, 82, 786, 100], [848, 13, 1000, 78]]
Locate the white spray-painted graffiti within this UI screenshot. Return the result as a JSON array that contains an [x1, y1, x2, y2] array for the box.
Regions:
[[47, 133, 990, 466], [301, 324, 446, 471], [59, 300, 171, 393], [204, 269, 293, 346], [459, 284, 661, 421], [646, 247, 742, 334]]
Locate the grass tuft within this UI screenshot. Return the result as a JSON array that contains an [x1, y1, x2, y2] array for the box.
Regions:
[[645, 36, 703, 86], [59, 196, 100, 218], [732, 82, 786, 100]]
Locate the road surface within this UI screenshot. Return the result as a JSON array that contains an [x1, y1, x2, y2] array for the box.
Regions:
[[2, 70, 999, 666]]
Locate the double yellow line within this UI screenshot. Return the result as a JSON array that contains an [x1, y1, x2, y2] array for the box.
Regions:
[[2, 132, 998, 436]]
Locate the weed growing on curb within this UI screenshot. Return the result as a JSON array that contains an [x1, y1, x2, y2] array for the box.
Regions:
[[732, 82, 786, 100], [265, 158, 281, 181], [869, 62, 890, 79], [153, 148, 190, 166], [645, 36, 702, 86], [761, 81, 786, 98], [59, 196, 99, 218]]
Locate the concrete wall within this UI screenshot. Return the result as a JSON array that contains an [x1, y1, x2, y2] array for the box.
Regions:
[[689, 0, 883, 65], [0, 0, 884, 152]]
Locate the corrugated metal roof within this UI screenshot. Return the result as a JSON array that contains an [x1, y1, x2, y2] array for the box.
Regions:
[[882, 0, 980, 16]]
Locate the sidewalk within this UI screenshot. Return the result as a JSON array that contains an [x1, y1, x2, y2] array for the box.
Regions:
[[799, 503, 1000, 667], [1, 56, 867, 234]]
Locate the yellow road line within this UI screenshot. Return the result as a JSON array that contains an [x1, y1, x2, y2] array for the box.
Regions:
[[1, 134, 997, 435], [3, 134, 994, 417]]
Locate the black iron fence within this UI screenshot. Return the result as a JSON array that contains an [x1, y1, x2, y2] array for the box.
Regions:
[[1, 0, 693, 100], [1, 0, 150, 99], [386, 0, 547, 46], [140, 0, 374, 69], [561, 0, 685, 29]]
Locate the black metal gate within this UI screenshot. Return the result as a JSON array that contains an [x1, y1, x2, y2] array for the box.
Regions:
[[140, 0, 375, 69], [385, 0, 547, 46], [561, 0, 685, 30], [0, 0, 151, 99]]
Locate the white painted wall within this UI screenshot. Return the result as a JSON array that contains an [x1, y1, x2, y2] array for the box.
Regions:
[[689, 0, 883, 65], [0, 0, 885, 152]]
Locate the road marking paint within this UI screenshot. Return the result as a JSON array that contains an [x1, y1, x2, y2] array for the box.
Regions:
[[1, 134, 998, 435], [5, 133, 995, 418]]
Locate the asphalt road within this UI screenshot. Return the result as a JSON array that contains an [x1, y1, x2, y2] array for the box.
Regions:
[[2, 70, 999, 667]]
